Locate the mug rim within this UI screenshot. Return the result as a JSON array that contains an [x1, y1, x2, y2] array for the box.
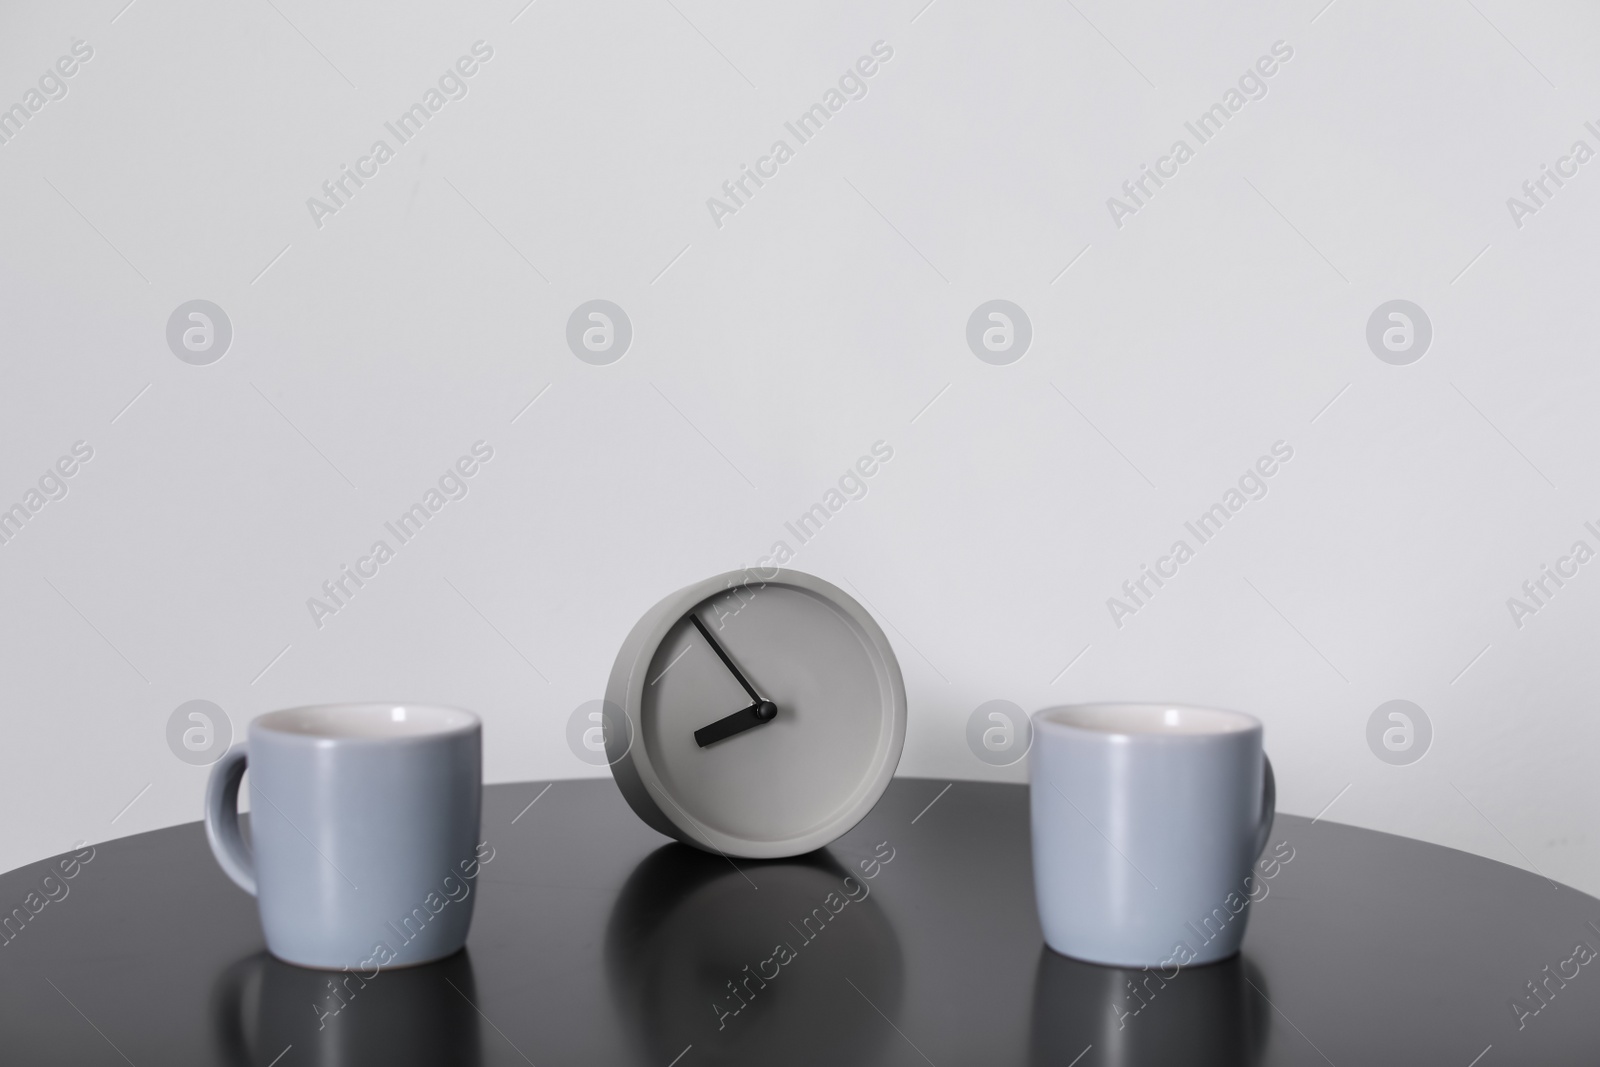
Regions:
[[251, 703, 480, 743], [1033, 702, 1261, 739]]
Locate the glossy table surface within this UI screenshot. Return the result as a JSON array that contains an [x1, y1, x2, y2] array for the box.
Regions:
[[2, 778, 1598, 1065]]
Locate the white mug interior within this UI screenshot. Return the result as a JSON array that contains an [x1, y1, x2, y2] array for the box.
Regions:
[[1035, 702, 1259, 736], [253, 703, 479, 740]]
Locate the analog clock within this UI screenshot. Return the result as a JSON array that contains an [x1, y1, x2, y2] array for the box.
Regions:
[[604, 569, 907, 859]]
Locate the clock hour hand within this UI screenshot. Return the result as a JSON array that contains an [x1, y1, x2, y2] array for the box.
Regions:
[[689, 614, 762, 704], [694, 699, 778, 748]]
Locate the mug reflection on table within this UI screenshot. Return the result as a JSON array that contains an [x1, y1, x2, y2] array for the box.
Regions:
[[1028, 947, 1270, 1067], [210, 948, 483, 1067]]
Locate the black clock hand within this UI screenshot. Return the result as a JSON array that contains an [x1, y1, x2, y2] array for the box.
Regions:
[[687, 615, 776, 747], [689, 614, 762, 704], [694, 700, 778, 748]]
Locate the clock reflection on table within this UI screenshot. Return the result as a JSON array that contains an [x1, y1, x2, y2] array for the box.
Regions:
[[605, 843, 904, 1066]]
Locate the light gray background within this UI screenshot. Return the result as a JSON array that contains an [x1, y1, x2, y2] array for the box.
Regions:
[[3, 0, 1598, 894]]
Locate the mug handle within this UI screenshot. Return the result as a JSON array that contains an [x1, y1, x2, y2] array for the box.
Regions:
[[205, 745, 257, 896], [1251, 753, 1277, 860]]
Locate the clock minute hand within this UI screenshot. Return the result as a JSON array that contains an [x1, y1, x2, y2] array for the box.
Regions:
[[689, 614, 762, 704]]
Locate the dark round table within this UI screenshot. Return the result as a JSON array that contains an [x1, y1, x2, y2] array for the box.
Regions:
[[2, 778, 1597, 1065]]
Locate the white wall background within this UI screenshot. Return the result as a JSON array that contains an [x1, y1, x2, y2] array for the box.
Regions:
[[3, 0, 1599, 893]]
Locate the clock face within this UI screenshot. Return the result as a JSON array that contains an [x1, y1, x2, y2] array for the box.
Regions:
[[606, 570, 906, 858]]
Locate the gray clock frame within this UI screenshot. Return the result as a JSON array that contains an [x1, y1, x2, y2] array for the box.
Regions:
[[604, 568, 908, 859]]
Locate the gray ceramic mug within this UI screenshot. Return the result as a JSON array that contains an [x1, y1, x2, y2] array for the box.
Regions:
[[1030, 703, 1274, 968], [204, 703, 483, 970]]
